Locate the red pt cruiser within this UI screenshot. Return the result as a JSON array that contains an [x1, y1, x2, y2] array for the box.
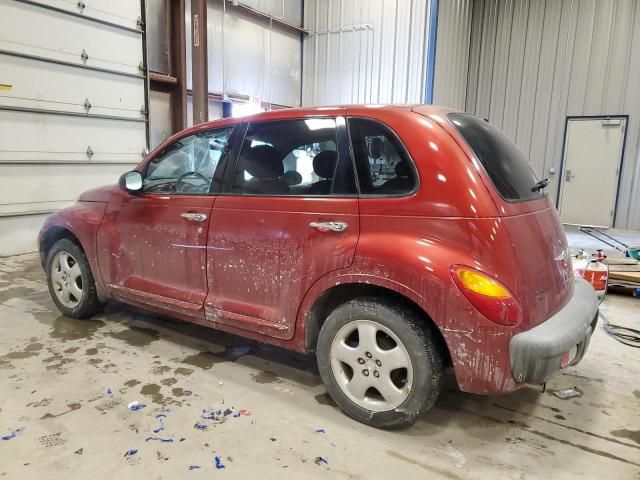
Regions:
[[39, 105, 599, 428]]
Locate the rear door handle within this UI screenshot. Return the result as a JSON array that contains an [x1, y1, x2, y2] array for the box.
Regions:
[[309, 221, 348, 232], [180, 212, 208, 222]]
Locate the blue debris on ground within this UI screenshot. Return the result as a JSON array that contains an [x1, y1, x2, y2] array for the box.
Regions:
[[106, 388, 112, 396], [202, 408, 222, 420], [124, 449, 138, 457], [145, 435, 173, 443], [153, 415, 166, 433], [128, 401, 146, 411], [214, 456, 226, 469], [226, 345, 251, 360], [1, 428, 22, 441], [315, 428, 326, 434], [193, 422, 208, 431]]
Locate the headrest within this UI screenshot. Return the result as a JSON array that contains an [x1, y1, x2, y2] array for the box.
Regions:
[[281, 170, 302, 186], [395, 160, 410, 177], [241, 144, 283, 178], [368, 137, 384, 159], [312, 150, 338, 179]]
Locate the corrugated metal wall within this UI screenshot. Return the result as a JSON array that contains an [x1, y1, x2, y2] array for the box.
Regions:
[[464, 0, 640, 229], [302, 0, 432, 105], [432, 0, 472, 110], [185, 0, 302, 108]]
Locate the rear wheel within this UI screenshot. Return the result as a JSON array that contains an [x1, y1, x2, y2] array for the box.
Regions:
[[46, 239, 104, 318], [317, 298, 443, 429]]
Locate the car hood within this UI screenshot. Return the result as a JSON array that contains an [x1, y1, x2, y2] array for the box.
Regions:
[[78, 184, 118, 203]]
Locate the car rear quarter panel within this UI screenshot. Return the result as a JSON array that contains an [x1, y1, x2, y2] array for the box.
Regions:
[[294, 109, 525, 394]]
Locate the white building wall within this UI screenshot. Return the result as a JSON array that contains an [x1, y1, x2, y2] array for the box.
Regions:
[[433, 0, 640, 229], [432, 0, 473, 111], [0, 0, 148, 255], [185, 0, 303, 107], [302, 0, 432, 106]]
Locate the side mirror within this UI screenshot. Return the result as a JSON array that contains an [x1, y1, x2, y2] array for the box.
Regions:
[[119, 170, 143, 193]]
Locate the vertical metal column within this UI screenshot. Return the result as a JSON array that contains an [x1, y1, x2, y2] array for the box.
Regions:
[[141, 0, 151, 150], [170, 0, 187, 132], [190, 0, 208, 124]]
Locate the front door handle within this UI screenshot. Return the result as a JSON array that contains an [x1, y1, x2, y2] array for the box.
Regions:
[[180, 212, 208, 222], [309, 221, 348, 233]]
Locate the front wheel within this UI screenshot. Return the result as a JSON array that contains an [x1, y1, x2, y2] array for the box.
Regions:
[[316, 298, 443, 429], [46, 239, 104, 318]]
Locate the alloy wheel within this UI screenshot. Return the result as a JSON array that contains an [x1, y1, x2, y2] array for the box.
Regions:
[[330, 319, 413, 412], [50, 251, 83, 308]]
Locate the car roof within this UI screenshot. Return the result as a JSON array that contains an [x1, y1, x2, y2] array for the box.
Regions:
[[151, 104, 459, 158], [197, 104, 456, 127]]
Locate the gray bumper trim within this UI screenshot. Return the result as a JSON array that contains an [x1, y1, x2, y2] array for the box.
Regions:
[[510, 277, 599, 384]]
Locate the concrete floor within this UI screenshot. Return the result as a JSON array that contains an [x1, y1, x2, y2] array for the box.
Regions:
[[0, 253, 639, 480]]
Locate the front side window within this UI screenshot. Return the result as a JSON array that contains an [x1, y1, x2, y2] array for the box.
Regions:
[[143, 127, 233, 194], [348, 118, 417, 195], [231, 118, 356, 196]]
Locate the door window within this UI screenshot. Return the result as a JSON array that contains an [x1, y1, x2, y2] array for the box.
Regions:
[[348, 118, 417, 195], [143, 127, 233, 194], [231, 118, 356, 195]]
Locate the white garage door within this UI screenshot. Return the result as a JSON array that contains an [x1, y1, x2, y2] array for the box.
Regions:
[[0, 0, 148, 255]]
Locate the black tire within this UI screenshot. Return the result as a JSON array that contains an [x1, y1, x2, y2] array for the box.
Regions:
[[45, 238, 104, 318], [316, 297, 443, 429]]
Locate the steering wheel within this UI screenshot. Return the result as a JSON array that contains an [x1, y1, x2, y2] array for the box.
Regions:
[[175, 171, 210, 193]]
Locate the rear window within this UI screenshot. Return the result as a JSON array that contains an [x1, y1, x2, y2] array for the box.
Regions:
[[448, 112, 544, 201]]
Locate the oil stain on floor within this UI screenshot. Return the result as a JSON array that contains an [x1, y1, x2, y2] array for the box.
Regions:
[[110, 326, 160, 347], [50, 316, 105, 341]]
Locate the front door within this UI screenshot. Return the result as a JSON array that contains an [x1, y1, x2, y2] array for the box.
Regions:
[[97, 126, 234, 317], [206, 116, 359, 339], [559, 117, 626, 227]]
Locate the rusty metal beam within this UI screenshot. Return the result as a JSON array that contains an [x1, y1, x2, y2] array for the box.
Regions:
[[190, 0, 208, 125], [169, 0, 187, 132]]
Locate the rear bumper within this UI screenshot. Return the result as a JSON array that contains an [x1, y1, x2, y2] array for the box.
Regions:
[[509, 277, 599, 384]]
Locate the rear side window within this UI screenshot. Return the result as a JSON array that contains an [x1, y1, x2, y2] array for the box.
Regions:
[[348, 118, 417, 195], [231, 118, 356, 196], [448, 113, 544, 201]]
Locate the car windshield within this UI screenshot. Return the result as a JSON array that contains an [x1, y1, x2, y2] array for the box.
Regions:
[[448, 112, 545, 202]]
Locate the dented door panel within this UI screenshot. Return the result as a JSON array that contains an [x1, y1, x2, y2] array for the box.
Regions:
[[206, 196, 359, 339], [97, 193, 214, 313]]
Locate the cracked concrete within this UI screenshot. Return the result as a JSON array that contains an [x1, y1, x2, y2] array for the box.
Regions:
[[0, 253, 638, 479]]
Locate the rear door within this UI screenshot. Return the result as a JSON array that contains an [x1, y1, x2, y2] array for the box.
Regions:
[[206, 116, 359, 339], [97, 126, 234, 317]]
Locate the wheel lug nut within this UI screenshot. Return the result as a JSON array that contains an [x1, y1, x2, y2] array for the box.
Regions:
[[365, 351, 372, 358], [373, 370, 380, 378], [357, 358, 365, 365], [375, 360, 381, 367], [362, 369, 369, 376]]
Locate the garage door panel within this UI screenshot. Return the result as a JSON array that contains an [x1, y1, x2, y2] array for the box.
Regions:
[[0, 110, 146, 163], [0, 163, 134, 216], [31, 0, 141, 30], [0, 0, 143, 75], [0, 54, 145, 118]]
